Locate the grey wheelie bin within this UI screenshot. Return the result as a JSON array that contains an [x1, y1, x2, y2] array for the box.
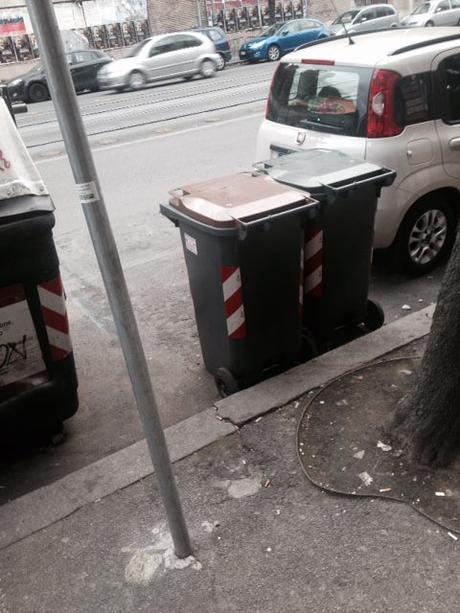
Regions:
[[254, 149, 396, 347], [160, 171, 319, 396]]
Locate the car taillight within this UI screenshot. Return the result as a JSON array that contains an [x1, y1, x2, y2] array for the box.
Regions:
[[367, 69, 402, 138]]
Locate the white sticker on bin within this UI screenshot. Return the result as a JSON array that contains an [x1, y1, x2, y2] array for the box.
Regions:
[[0, 286, 46, 389], [184, 233, 198, 256], [76, 181, 100, 204]]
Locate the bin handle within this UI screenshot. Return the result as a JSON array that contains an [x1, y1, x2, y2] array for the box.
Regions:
[[319, 169, 396, 200], [233, 199, 317, 239]]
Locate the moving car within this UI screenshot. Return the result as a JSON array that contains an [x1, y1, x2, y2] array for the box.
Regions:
[[7, 49, 112, 103], [256, 28, 460, 275], [97, 31, 220, 91], [193, 26, 232, 69], [330, 5, 400, 35], [401, 0, 460, 27], [239, 19, 330, 62]]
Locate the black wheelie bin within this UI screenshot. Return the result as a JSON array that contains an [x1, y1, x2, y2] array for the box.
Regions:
[[160, 171, 319, 396], [254, 149, 396, 348], [0, 195, 79, 434]]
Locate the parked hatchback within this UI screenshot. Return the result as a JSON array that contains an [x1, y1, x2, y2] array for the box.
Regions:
[[330, 4, 400, 35], [97, 31, 220, 91], [401, 0, 460, 27], [257, 28, 460, 275], [7, 49, 112, 103], [193, 26, 231, 69], [239, 19, 330, 63]]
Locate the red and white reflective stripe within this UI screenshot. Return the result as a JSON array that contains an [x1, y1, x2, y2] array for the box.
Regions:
[[38, 277, 73, 361], [304, 228, 323, 299], [221, 266, 246, 340]]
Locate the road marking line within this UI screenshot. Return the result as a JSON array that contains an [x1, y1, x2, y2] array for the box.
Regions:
[[35, 112, 264, 164]]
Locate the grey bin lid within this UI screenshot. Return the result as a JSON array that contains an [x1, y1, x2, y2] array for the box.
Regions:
[[169, 171, 317, 229], [255, 149, 389, 193], [0, 194, 54, 221]]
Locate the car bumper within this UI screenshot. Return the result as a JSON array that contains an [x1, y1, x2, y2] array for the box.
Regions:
[[239, 47, 265, 61], [97, 75, 127, 90]]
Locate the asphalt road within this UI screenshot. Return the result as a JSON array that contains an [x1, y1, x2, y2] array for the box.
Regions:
[[0, 62, 444, 502]]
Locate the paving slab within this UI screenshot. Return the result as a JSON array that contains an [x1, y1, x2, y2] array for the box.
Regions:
[[0, 408, 235, 550], [1, 394, 459, 613]]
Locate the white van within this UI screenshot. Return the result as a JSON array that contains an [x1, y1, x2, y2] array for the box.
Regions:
[[256, 28, 460, 274]]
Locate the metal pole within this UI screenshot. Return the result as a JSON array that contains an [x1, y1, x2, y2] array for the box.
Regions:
[[25, 0, 192, 559]]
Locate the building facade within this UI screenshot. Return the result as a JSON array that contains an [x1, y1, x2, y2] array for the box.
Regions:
[[0, 0, 419, 66]]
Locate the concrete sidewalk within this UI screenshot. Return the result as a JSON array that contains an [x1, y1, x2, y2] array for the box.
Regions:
[[2, 305, 457, 613]]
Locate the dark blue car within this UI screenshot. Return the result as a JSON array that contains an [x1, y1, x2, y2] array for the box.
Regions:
[[193, 26, 232, 70], [239, 19, 330, 62]]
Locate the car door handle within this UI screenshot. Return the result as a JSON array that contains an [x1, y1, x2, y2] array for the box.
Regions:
[[449, 137, 460, 151]]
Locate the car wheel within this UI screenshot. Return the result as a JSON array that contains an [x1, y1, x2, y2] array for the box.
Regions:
[[425, 20, 434, 26], [392, 196, 457, 276], [27, 82, 49, 103], [457, 17, 460, 25], [200, 59, 217, 78], [216, 54, 226, 70], [267, 44, 281, 61], [128, 71, 146, 91]]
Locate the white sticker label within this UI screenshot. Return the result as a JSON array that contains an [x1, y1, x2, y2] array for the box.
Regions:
[[0, 299, 46, 388], [76, 181, 100, 204], [184, 233, 198, 256]]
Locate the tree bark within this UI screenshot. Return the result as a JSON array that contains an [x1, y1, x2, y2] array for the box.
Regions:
[[388, 227, 460, 467]]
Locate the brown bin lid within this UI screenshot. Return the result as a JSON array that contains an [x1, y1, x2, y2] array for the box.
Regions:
[[168, 172, 315, 228]]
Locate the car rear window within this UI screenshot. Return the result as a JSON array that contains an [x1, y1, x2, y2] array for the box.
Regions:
[[267, 62, 373, 137]]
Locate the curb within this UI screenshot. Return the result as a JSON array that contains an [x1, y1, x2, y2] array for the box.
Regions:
[[0, 305, 434, 550]]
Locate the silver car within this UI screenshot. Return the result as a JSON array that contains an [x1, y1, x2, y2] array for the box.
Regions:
[[330, 4, 400, 35], [97, 31, 220, 91], [401, 0, 460, 27]]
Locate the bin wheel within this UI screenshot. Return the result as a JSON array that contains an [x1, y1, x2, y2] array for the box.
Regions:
[[215, 367, 240, 398], [363, 299, 385, 332], [301, 331, 319, 362]]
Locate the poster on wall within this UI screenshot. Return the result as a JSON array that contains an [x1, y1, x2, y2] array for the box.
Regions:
[[0, 36, 16, 62], [206, 1, 226, 29], [246, 0, 260, 28], [283, 1, 293, 20], [0, 16, 26, 37], [293, 0, 303, 17], [11, 34, 33, 61]]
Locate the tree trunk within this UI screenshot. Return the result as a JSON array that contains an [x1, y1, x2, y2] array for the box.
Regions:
[[388, 226, 460, 467], [268, 0, 276, 24]]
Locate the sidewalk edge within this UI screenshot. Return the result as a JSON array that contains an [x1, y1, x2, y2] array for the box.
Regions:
[[0, 305, 433, 550]]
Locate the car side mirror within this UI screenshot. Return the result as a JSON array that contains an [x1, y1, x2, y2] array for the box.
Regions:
[[282, 30, 289, 35]]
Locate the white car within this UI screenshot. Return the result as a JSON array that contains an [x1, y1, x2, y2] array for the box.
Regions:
[[256, 28, 460, 275], [330, 4, 400, 35], [97, 31, 220, 92], [401, 0, 460, 27]]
